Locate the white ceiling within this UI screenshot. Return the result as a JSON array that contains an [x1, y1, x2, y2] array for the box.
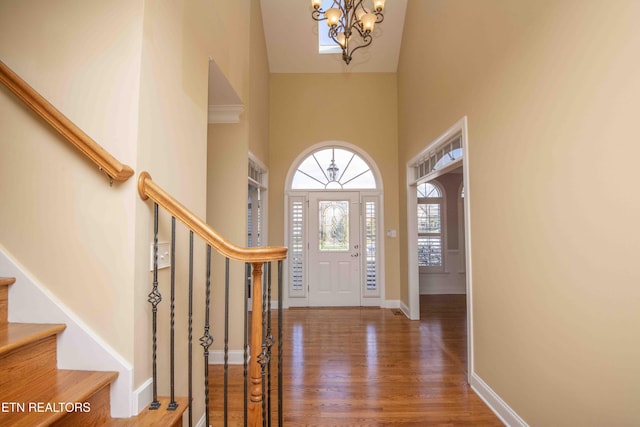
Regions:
[[260, 0, 408, 73]]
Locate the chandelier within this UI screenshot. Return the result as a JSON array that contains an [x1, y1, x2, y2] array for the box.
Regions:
[[311, 0, 386, 65]]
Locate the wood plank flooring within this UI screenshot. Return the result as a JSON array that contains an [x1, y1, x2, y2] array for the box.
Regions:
[[210, 295, 502, 426]]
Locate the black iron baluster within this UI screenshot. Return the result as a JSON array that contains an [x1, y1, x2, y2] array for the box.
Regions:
[[277, 260, 283, 427], [168, 217, 178, 411], [244, 262, 250, 427], [188, 231, 194, 427], [266, 262, 273, 427], [200, 245, 214, 427], [224, 257, 230, 427], [148, 203, 162, 410]]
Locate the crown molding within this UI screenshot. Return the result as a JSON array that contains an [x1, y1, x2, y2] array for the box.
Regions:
[[208, 104, 245, 124]]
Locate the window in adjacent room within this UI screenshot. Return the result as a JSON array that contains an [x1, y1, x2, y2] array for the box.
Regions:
[[417, 182, 444, 272]]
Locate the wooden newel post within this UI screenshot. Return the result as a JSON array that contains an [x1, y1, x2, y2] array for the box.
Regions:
[[248, 262, 264, 427]]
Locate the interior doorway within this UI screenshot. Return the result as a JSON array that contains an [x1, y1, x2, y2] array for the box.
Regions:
[[406, 117, 473, 381]]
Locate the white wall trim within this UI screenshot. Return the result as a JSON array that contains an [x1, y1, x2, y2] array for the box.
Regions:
[[132, 378, 153, 416], [381, 299, 400, 309], [0, 245, 134, 418], [460, 116, 474, 382], [400, 300, 411, 319], [208, 104, 245, 124], [208, 349, 246, 365], [470, 373, 529, 427], [195, 412, 207, 427]]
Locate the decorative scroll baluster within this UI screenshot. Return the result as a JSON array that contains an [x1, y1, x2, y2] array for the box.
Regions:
[[200, 246, 214, 427], [244, 263, 250, 427], [148, 203, 162, 410], [224, 257, 230, 427], [265, 262, 273, 427], [249, 262, 265, 427], [188, 231, 194, 427], [168, 217, 178, 411], [277, 260, 284, 427]]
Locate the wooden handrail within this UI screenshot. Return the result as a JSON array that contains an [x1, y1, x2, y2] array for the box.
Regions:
[[0, 60, 134, 183], [138, 171, 288, 263]]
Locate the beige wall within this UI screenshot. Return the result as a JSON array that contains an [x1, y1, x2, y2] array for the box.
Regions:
[[269, 73, 400, 301], [206, 0, 271, 350], [132, 2, 219, 420], [0, 0, 144, 362], [206, 0, 251, 104], [398, 0, 640, 424], [248, 0, 271, 164], [207, 121, 249, 351]]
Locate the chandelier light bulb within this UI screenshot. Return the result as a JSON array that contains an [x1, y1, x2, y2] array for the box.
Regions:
[[325, 8, 342, 27], [361, 13, 376, 32], [337, 32, 347, 48], [373, 0, 386, 12], [311, 0, 322, 9]]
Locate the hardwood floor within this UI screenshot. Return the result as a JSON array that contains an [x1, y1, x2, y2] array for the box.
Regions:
[[210, 295, 502, 426]]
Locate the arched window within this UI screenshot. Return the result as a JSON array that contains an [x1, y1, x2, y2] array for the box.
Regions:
[[291, 147, 377, 190], [417, 182, 444, 271]]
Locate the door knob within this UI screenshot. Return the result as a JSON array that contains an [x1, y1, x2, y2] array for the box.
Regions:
[[351, 253, 359, 257]]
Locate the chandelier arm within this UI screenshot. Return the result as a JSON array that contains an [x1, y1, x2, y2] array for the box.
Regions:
[[348, 33, 373, 58], [375, 11, 385, 24], [335, 1, 348, 17], [328, 25, 343, 41], [311, 9, 327, 22], [351, 24, 368, 39]]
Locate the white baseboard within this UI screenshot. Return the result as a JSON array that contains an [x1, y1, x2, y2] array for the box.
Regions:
[[132, 378, 153, 416], [361, 297, 381, 307], [195, 412, 207, 427], [271, 300, 287, 309], [208, 349, 247, 365], [400, 301, 411, 318], [470, 373, 528, 427], [248, 300, 288, 311], [0, 245, 134, 418], [380, 299, 400, 309]]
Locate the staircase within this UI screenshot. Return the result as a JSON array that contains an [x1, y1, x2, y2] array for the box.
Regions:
[[0, 277, 187, 427]]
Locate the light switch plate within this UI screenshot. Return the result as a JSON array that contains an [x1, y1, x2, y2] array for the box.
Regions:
[[150, 242, 171, 271]]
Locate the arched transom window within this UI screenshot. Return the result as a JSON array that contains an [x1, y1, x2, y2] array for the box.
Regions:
[[292, 147, 377, 190]]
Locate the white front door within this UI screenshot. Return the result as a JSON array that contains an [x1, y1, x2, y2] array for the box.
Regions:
[[308, 192, 361, 306]]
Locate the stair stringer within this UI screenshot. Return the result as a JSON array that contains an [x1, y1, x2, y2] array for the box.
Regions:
[[0, 244, 135, 418]]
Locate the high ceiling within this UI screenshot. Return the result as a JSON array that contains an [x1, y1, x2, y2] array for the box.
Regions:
[[260, 0, 408, 74]]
